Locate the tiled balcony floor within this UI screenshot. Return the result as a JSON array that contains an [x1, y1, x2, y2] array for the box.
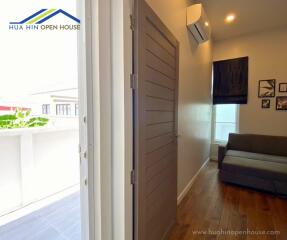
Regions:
[[0, 192, 81, 240]]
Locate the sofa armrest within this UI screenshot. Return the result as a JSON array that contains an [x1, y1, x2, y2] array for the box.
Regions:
[[218, 144, 227, 169]]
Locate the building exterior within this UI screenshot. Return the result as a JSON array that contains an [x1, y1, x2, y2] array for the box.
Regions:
[[0, 88, 78, 118]]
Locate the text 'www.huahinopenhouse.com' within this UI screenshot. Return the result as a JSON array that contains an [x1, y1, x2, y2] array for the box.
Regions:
[[192, 229, 280, 236]]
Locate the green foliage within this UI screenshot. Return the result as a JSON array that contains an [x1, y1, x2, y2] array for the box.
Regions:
[[0, 109, 49, 129]]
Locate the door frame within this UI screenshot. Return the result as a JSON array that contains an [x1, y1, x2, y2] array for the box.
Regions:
[[78, 0, 134, 240], [78, 0, 113, 239]]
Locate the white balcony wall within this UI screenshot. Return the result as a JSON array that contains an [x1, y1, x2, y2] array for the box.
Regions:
[[0, 136, 22, 214], [0, 126, 79, 215], [34, 130, 80, 200]]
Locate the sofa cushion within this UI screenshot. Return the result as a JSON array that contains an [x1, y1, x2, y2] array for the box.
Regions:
[[222, 155, 287, 181], [226, 150, 287, 164], [228, 133, 287, 157]]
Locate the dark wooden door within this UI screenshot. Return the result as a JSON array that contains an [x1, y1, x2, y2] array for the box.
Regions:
[[133, 1, 179, 240]]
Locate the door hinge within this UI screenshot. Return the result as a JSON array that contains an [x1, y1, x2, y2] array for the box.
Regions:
[[79, 144, 82, 164], [84, 178, 88, 186], [130, 73, 137, 89], [130, 170, 136, 185], [130, 14, 136, 31]]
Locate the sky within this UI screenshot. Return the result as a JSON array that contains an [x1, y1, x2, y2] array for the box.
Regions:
[[0, 0, 78, 98]]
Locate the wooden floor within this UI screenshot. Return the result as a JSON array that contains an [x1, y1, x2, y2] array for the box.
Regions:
[[169, 161, 287, 240]]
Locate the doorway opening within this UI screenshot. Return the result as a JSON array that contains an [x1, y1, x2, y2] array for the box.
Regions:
[[0, 2, 83, 240]]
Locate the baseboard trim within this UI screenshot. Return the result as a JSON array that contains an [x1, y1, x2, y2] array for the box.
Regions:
[[177, 158, 210, 205]]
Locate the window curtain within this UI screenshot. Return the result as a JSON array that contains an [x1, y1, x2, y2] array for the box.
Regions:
[[213, 57, 248, 104]]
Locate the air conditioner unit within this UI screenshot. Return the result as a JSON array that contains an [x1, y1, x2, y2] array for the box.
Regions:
[[186, 4, 211, 43]]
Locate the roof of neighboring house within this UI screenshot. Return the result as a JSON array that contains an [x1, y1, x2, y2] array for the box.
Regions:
[[0, 106, 31, 111]]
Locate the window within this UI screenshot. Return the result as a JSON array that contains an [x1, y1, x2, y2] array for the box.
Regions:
[[213, 104, 239, 142], [56, 104, 71, 116], [213, 57, 248, 104], [42, 104, 50, 115]]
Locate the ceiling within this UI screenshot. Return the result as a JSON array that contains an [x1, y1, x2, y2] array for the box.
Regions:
[[195, 0, 287, 41]]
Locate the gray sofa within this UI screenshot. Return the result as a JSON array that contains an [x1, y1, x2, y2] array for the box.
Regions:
[[218, 133, 287, 195]]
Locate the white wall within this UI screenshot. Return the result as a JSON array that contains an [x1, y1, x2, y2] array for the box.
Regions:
[[145, 0, 213, 196], [0, 137, 22, 213], [213, 27, 287, 137], [34, 130, 80, 199], [0, 127, 79, 215]]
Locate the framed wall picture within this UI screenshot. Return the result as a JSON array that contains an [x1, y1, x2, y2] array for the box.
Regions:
[[276, 96, 287, 110], [261, 99, 270, 109], [279, 83, 287, 93], [258, 79, 276, 98]]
